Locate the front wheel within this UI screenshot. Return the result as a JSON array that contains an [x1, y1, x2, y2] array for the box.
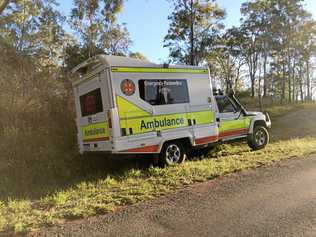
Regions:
[[247, 125, 269, 150], [159, 141, 186, 166]]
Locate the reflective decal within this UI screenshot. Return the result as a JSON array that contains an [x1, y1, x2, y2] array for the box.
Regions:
[[81, 122, 109, 142], [219, 117, 251, 138], [121, 79, 136, 96], [112, 67, 209, 74], [116, 96, 214, 135]]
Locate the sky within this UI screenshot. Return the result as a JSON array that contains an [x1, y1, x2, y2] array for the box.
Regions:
[[57, 0, 316, 63]]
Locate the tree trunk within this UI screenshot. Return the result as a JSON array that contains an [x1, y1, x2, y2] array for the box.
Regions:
[[292, 61, 296, 102], [234, 62, 242, 91], [299, 64, 304, 102], [0, 0, 10, 15], [249, 58, 255, 97], [288, 53, 291, 103], [258, 60, 263, 112], [263, 51, 268, 97], [281, 62, 286, 104], [288, 76, 291, 103], [250, 75, 255, 97], [189, 0, 195, 66], [306, 60, 311, 101]]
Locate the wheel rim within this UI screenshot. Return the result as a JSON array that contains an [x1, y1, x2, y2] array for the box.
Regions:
[[165, 144, 181, 164], [255, 129, 267, 146]]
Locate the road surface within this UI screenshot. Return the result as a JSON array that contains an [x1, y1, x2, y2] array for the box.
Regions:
[[34, 155, 316, 237]]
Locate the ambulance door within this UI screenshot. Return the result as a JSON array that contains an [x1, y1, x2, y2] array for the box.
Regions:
[[215, 95, 248, 140], [77, 69, 112, 151]]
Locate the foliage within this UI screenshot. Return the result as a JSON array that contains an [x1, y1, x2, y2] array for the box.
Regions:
[[164, 0, 225, 65], [0, 0, 66, 68], [208, 28, 246, 92], [166, 0, 316, 103], [129, 52, 148, 60], [237, 0, 316, 102], [69, 0, 131, 58], [0, 39, 78, 198]]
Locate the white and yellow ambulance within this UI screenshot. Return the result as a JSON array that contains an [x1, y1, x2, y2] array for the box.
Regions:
[[72, 55, 271, 165]]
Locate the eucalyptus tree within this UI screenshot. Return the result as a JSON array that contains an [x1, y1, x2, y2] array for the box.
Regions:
[[0, 0, 11, 15], [129, 52, 148, 60], [164, 0, 225, 66], [100, 22, 131, 56], [238, 0, 316, 102], [0, 0, 65, 59], [70, 0, 131, 58], [239, 0, 275, 98], [207, 29, 245, 93]]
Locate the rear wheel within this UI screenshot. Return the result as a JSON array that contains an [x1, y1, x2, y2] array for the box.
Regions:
[[159, 141, 186, 166], [247, 125, 269, 150]]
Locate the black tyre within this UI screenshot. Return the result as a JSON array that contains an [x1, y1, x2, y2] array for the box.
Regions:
[[247, 125, 269, 150], [159, 141, 186, 166]]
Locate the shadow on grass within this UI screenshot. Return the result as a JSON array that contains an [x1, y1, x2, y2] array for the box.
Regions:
[[3, 128, 314, 201], [0, 153, 156, 201], [0, 146, 224, 201]]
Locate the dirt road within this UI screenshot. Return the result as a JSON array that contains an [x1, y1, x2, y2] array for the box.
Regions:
[[33, 154, 316, 237], [271, 106, 316, 141]]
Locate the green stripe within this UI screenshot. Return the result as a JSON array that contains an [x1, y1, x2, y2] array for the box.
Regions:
[[219, 117, 251, 133], [81, 121, 109, 141], [111, 67, 209, 74], [120, 111, 215, 135]]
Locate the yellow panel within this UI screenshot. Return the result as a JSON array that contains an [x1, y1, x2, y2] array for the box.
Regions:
[[219, 117, 251, 133], [111, 67, 209, 74], [116, 96, 150, 119], [116, 96, 215, 135], [81, 122, 109, 141], [192, 110, 214, 125], [120, 110, 214, 135]]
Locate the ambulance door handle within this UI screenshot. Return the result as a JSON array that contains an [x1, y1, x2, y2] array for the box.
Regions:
[[216, 117, 220, 128]]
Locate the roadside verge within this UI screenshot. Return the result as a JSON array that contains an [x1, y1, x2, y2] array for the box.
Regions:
[[1, 137, 316, 235]]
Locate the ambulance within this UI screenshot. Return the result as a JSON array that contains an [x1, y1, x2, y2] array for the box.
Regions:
[[72, 55, 271, 166]]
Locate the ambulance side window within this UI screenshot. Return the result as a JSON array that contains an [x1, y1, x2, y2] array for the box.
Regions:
[[139, 79, 190, 105], [79, 88, 103, 117], [216, 96, 236, 113]]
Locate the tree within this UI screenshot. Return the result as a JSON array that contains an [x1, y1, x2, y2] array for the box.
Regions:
[[63, 42, 104, 71], [164, 0, 225, 66], [70, 0, 131, 58], [207, 31, 245, 93], [101, 23, 131, 56], [240, 0, 272, 98], [0, 0, 11, 15], [129, 52, 148, 61], [0, 0, 65, 67], [237, 0, 316, 102]]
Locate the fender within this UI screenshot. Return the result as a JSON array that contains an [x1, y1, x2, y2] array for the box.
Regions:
[[247, 112, 271, 134]]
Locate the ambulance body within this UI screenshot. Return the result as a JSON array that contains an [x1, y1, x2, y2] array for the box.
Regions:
[[72, 55, 270, 165]]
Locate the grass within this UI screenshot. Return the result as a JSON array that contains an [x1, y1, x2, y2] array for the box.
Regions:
[[1, 137, 316, 234], [264, 102, 316, 118]]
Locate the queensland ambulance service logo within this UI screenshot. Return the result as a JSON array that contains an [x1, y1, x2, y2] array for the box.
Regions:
[[121, 79, 135, 96]]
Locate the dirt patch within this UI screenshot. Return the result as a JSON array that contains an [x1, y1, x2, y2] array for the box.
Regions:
[[271, 108, 316, 141]]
